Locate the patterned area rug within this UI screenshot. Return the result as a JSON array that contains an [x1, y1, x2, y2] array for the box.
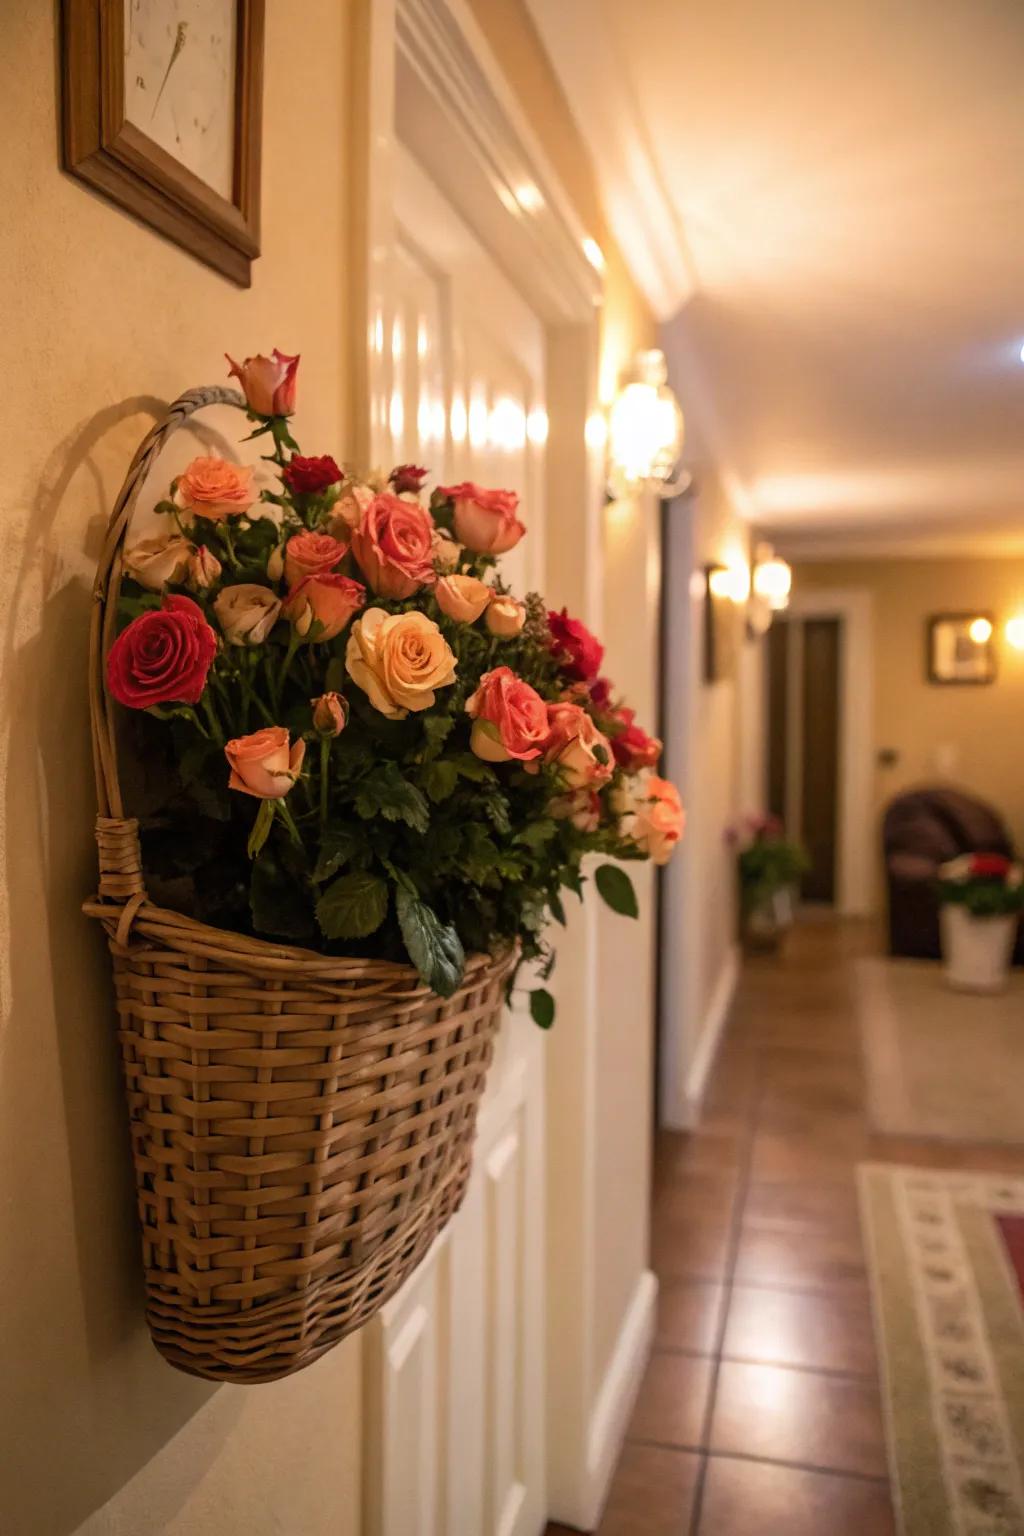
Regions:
[[859, 1164, 1024, 1536]]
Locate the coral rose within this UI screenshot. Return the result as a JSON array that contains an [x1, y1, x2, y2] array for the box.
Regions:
[[628, 776, 685, 866], [214, 583, 282, 645], [438, 481, 525, 555], [436, 574, 491, 623], [283, 531, 347, 588], [106, 594, 216, 709], [345, 607, 456, 719], [282, 454, 341, 496], [187, 546, 222, 590], [175, 456, 255, 521], [351, 492, 436, 598], [465, 666, 550, 763], [329, 483, 374, 536], [226, 349, 299, 415], [548, 608, 604, 682], [225, 727, 305, 798], [283, 573, 366, 640], [123, 534, 191, 591], [544, 701, 614, 790], [311, 691, 349, 736], [485, 596, 526, 637], [610, 708, 662, 772]]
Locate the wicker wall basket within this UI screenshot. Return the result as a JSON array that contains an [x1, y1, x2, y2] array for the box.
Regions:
[[83, 387, 513, 1383]]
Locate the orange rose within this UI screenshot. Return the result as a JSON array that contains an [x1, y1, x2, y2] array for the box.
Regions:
[[436, 574, 492, 623], [465, 666, 550, 762], [543, 701, 613, 790], [345, 607, 456, 719], [283, 531, 347, 588], [438, 481, 525, 554], [485, 596, 526, 637], [226, 349, 299, 415], [175, 456, 255, 521], [123, 534, 191, 591], [282, 573, 366, 640], [351, 492, 437, 598], [225, 727, 305, 798], [628, 775, 685, 865]]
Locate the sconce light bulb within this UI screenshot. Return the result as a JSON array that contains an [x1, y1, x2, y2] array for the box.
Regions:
[[968, 616, 993, 645], [1006, 615, 1024, 651]]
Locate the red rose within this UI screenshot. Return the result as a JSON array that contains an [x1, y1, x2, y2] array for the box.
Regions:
[[282, 454, 342, 496], [389, 464, 429, 495], [610, 708, 662, 772], [590, 676, 613, 711], [548, 608, 604, 682], [106, 594, 217, 709], [970, 853, 1011, 880]]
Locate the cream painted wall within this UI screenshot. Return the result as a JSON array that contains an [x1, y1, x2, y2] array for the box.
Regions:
[[0, 6, 362, 1535], [793, 557, 1024, 876]]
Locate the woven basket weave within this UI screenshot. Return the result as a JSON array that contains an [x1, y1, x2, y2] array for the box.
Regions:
[[84, 386, 513, 1383]]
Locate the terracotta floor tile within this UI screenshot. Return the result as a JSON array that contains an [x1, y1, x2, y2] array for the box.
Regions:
[[651, 1216, 733, 1281], [698, 1455, 894, 1535], [627, 1351, 715, 1448], [709, 1361, 887, 1477], [733, 1225, 866, 1289], [722, 1284, 877, 1375], [596, 1444, 701, 1534], [655, 1280, 725, 1354]]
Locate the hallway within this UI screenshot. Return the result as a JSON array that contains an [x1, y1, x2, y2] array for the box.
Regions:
[[551, 918, 1024, 1534]]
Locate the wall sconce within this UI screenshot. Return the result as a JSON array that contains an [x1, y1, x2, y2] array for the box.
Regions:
[[1006, 615, 1024, 651], [606, 349, 690, 499], [747, 543, 792, 638]]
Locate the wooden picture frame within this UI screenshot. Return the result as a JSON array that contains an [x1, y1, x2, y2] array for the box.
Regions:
[[61, 0, 264, 286], [926, 612, 997, 686]]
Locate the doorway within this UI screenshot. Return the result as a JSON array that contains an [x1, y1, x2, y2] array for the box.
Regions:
[[767, 616, 842, 903]]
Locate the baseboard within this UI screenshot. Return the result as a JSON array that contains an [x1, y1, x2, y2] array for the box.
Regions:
[[681, 944, 738, 1125], [578, 1269, 658, 1529]]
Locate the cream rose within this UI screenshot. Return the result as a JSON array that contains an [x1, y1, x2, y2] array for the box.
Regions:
[[214, 583, 282, 645], [436, 574, 492, 623], [345, 607, 456, 719], [328, 483, 374, 536], [124, 534, 191, 591], [485, 596, 526, 637], [187, 546, 222, 590], [174, 456, 255, 521], [431, 528, 462, 573]]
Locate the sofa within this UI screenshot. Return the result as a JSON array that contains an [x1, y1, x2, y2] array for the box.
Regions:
[[882, 787, 1024, 962]]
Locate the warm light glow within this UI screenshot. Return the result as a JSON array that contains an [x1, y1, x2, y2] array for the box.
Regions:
[[389, 391, 404, 440], [526, 407, 549, 446], [585, 412, 609, 451], [606, 350, 685, 495], [709, 564, 750, 604], [582, 236, 606, 271], [468, 390, 489, 450], [1006, 615, 1024, 650], [488, 396, 526, 452], [417, 319, 429, 360], [450, 395, 468, 444], [391, 315, 404, 361], [514, 182, 544, 213], [968, 616, 993, 645], [753, 547, 793, 611]]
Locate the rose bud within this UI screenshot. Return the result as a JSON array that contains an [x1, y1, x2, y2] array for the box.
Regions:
[[389, 463, 429, 496], [187, 546, 222, 590], [437, 481, 525, 555], [436, 573, 492, 623], [225, 726, 305, 798], [282, 454, 342, 497], [174, 456, 255, 521], [311, 691, 349, 737], [465, 666, 550, 762], [123, 534, 191, 591], [485, 596, 526, 637], [106, 595, 217, 709], [282, 572, 366, 640], [283, 531, 347, 588], [214, 583, 282, 645], [226, 349, 300, 416], [267, 544, 285, 582], [431, 528, 462, 573], [329, 483, 374, 536]]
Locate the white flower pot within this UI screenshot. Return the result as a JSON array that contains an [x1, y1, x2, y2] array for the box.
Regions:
[[940, 905, 1017, 994]]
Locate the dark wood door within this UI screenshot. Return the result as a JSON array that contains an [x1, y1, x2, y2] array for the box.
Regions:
[[766, 618, 789, 823], [800, 617, 840, 902]]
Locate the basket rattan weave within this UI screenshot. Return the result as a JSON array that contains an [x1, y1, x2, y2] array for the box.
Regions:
[[84, 386, 513, 1383]]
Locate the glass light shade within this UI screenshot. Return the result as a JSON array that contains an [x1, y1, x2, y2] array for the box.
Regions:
[[753, 551, 792, 611], [606, 350, 685, 496], [709, 563, 750, 603], [1006, 615, 1024, 651]]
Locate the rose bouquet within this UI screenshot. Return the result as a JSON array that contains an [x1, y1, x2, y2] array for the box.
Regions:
[[106, 349, 683, 1021]]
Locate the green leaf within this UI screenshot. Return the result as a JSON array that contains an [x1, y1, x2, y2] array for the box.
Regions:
[[483, 793, 511, 835], [549, 890, 566, 927], [396, 887, 465, 998], [422, 759, 459, 803], [529, 988, 556, 1029], [516, 819, 558, 851], [325, 655, 346, 695], [354, 767, 430, 832], [451, 752, 497, 783], [247, 798, 276, 858], [316, 871, 389, 939], [250, 848, 315, 940], [312, 827, 362, 883], [421, 711, 456, 761], [595, 863, 639, 918]]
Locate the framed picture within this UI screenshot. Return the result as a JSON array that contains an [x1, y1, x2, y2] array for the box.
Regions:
[[927, 612, 997, 686], [61, 0, 264, 286]]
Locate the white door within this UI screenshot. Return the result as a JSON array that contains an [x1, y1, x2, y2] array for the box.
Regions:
[[363, 145, 548, 1536]]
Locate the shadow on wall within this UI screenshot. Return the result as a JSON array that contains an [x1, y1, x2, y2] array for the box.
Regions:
[[0, 399, 243, 1534]]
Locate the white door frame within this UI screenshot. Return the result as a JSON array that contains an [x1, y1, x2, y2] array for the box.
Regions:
[[351, 3, 626, 1529], [785, 589, 874, 916]]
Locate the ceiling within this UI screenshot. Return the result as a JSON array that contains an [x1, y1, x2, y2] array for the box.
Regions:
[[528, 0, 1024, 555]]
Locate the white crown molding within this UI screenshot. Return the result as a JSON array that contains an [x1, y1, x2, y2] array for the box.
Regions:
[[525, 0, 697, 321]]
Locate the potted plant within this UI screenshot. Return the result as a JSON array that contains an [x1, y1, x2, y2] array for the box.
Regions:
[[84, 351, 684, 1381], [729, 814, 808, 953], [937, 852, 1023, 993]]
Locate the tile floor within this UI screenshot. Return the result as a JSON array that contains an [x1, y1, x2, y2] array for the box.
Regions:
[[547, 916, 1024, 1536]]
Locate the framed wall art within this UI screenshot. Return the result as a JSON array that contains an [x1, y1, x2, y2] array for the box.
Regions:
[[927, 612, 997, 686], [61, 0, 264, 286]]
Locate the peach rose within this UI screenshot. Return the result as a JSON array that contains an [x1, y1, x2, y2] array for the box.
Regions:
[[438, 481, 525, 555], [628, 775, 685, 866], [550, 789, 601, 833], [345, 607, 456, 719], [436, 574, 492, 623], [465, 666, 550, 763], [311, 691, 348, 736], [214, 583, 282, 645], [329, 483, 375, 536], [226, 349, 299, 415], [544, 701, 614, 790], [187, 546, 222, 590], [283, 573, 366, 640], [124, 534, 191, 591], [175, 456, 255, 521], [283, 531, 347, 588], [485, 596, 526, 637], [350, 492, 437, 598], [225, 727, 305, 799]]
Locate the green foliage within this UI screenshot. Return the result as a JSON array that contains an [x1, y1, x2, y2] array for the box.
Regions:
[[938, 878, 1024, 918], [595, 863, 639, 918], [316, 871, 389, 940], [737, 838, 809, 913], [529, 988, 556, 1028], [396, 888, 465, 998]]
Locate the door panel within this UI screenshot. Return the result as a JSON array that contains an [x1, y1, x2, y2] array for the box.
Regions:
[[800, 618, 841, 902]]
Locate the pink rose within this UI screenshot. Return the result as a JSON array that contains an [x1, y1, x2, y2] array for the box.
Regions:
[[438, 482, 525, 555], [485, 596, 526, 637], [436, 574, 492, 623], [629, 776, 685, 865], [544, 701, 614, 789], [311, 691, 349, 736], [226, 349, 299, 415], [283, 573, 366, 640], [548, 608, 604, 682], [225, 727, 305, 799], [610, 707, 662, 772], [465, 666, 550, 763], [283, 531, 347, 588], [350, 492, 436, 598], [175, 456, 255, 521]]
